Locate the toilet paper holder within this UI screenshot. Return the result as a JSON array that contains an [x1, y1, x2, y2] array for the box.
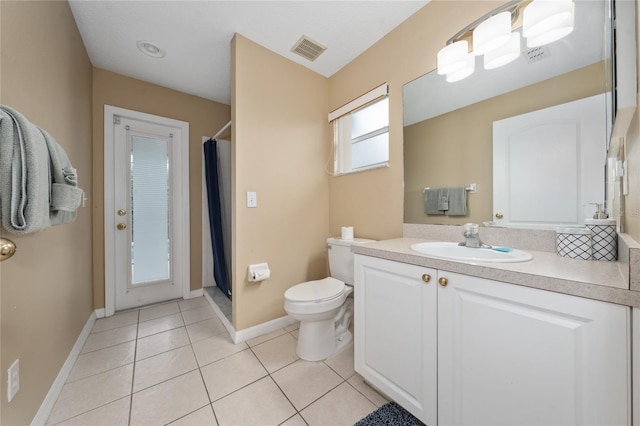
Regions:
[[248, 262, 271, 282]]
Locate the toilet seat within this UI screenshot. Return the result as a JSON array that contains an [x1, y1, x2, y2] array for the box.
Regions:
[[285, 277, 345, 303]]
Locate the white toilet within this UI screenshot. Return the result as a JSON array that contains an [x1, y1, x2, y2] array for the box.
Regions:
[[284, 237, 374, 361]]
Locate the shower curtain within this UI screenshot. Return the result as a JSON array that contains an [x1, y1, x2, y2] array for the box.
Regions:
[[203, 138, 231, 298]]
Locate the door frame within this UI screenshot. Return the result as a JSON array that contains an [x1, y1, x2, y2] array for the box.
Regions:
[[104, 105, 190, 316]]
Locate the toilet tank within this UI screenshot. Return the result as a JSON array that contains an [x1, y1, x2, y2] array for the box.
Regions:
[[327, 237, 375, 285]]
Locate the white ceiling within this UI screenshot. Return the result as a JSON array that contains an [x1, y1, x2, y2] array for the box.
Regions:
[[69, 0, 429, 106]]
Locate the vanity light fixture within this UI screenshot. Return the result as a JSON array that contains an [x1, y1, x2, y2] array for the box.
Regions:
[[436, 0, 575, 82], [436, 40, 470, 75], [446, 53, 475, 82], [136, 40, 166, 58], [484, 31, 522, 69], [473, 11, 512, 56], [523, 0, 575, 47]]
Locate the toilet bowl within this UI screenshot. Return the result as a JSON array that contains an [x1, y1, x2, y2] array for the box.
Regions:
[[284, 237, 374, 361]]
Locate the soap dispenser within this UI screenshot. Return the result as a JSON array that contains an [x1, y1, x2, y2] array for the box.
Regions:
[[584, 203, 616, 261], [591, 203, 608, 219]]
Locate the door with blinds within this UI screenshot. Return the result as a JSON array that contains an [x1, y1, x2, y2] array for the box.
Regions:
[[105, 106, 189, 313]]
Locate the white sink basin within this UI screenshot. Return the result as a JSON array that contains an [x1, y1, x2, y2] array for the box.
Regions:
[[410, 242, 533, 263]]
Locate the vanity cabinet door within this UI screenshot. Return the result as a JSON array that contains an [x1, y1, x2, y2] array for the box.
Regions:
[[437, 271, 630, 426], [354, 254, 437, 426]]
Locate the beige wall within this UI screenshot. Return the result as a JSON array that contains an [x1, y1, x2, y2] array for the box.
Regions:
[[0, 2, 94, 424], [232, 34, 330, 330], [327, 1, 509, 240], [92, 69, 230, 308], [404, 62, 607, 225]]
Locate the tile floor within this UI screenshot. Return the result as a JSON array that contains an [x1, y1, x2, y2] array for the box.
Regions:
[[46, 297, 387, 426]]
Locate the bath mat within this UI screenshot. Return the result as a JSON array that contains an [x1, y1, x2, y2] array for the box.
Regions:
[[354, 402, 426, 426]]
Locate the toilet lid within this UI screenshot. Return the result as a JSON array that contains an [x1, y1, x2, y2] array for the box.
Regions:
[[284, 277, 345, 303]]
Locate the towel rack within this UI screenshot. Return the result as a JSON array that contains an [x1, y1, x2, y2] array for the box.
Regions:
[[423, 183, 477, 194]]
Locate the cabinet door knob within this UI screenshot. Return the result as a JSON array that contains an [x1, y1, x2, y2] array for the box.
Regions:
[[438, 277, 448, 287], [495, 212, 504, 219], [421, 273, 431, 283]]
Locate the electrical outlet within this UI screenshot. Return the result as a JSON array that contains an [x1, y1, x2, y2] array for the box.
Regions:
[[7, 359, 19, 402]]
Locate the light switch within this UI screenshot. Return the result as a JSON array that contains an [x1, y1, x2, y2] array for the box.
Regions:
[[247, 191, 257, 208]]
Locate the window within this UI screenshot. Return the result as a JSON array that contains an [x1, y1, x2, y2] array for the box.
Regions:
[[330, 84, 389, 175]]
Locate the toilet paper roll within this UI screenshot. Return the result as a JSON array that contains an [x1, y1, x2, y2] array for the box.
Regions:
[[248, 262, 271, 282], [341, 226, 354, 240], [251, 269, 271, 281]]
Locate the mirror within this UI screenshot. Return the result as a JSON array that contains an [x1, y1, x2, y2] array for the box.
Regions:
[[403, 0, 612, 229]]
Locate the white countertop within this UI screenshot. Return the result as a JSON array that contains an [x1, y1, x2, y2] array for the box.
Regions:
[[351, 238, 640, 308]]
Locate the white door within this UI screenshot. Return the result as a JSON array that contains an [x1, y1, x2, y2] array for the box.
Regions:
[[437, 271, 630, 426], [354, 255, 437, 425], [104, 106, 190, 314], [493, 93, 607, 229]]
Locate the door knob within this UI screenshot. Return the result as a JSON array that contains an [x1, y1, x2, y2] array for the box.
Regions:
[[438, 277, 448, 287], [495, 212, 504, 219], [117, 223, 127, 230], [0, 238, 17, 261], [421, 273, 431, 283], [117, 209, 127, 216]]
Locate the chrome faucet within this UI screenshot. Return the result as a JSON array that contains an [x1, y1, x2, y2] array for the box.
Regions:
[[459, 223, 490, 248]]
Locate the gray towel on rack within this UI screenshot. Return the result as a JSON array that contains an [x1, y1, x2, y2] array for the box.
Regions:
[[446, 186, 468, 216], [43, 128, 83, 225], [0, 105, 83, 234], [438, 188, 449, 211], [424, 188, 445, 215], [0, 106, 51, 234]]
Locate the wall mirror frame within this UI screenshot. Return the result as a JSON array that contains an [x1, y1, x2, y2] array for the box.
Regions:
[[402, 0, 633, 230]]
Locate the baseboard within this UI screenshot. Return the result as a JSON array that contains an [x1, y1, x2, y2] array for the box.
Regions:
[[202, 291, 296, 344], [31, 310, 98, 426], [203, 290, 236, 339], [233, 314, 297, 344], [94, 308, 106, 319], [189, 289, 204, 298]]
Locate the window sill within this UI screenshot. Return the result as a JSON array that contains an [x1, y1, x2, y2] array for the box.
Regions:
[[334, 162, 389, 177]]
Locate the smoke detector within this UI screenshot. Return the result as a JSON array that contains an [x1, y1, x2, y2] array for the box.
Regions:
[[291, 35, 327, 62]]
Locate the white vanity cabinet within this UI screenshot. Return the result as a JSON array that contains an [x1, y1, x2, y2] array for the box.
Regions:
[[354, 254, 631, 426], [354, 254, 438, 425]]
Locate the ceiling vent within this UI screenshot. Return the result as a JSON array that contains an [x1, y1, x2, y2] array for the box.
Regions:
[[291, 35, 327, 62], [525, 46, 550, 64]]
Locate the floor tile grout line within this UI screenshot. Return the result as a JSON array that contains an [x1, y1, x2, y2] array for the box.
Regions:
[[49, 311, 142, 426], [67, 341, 137, 383], [343, 376, 387, 409], [245, 341, 348, 424], [264, 374, 305, 422], [51, 298, 382, 426], [191, 340, 221, 425], [65, 360, 136, 386], [128, 309, 141, 426], [47, 395, 132, 426]]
